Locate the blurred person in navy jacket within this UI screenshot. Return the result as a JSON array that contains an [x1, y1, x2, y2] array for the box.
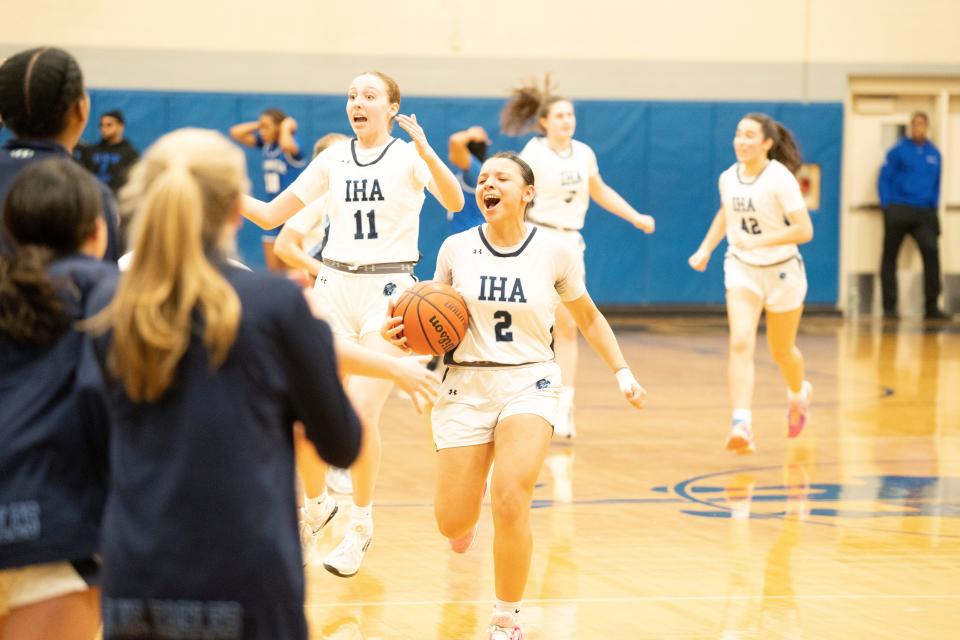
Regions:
[[0, 158, 114, 639]]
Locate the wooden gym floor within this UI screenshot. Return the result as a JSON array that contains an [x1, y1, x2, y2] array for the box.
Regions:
[[303, 316, 960, 639]]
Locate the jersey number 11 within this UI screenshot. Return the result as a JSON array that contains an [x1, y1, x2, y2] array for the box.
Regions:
[[354, 209, 379, 240]]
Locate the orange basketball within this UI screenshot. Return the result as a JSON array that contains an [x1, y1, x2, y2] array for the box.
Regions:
[[394, 281, 469, 356]]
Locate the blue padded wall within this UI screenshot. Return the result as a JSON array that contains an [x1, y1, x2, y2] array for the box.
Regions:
[[4, 90, 841, 305]]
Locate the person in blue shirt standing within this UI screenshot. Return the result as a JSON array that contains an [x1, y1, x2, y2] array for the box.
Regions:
[[230, 108, 306, 200], [230, 108, 307, 268], [447, 125, 489, 233], [878, 111, 950, 320], [0, 48, 120, 261], [0, 158, 114, 640]]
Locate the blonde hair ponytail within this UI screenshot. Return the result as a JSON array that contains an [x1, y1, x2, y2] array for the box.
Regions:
[[91, 129, 245, 402]]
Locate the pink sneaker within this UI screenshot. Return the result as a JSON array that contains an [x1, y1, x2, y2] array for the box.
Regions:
[[725, 421, 756, 455], [448, 482, 487, 553], [488, 613, 523, 639], [787, 381, 813, 438]]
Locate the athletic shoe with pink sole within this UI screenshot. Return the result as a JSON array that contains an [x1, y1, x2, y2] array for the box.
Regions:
[[488, 613, 523, 640], [787, 381, 813, 438], [725, 420, 756, 455]]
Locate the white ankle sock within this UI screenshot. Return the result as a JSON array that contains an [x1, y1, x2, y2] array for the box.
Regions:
[[303, 491, 329, 517], [732, 409, 752, 424], [495, 600, 520, 614], [351, 503, 372, 524], [787, 385, 805, 401], [493, 599, 521, 622]]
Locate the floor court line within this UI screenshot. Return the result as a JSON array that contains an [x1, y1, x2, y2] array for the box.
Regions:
[[305, 594, 960, 609]]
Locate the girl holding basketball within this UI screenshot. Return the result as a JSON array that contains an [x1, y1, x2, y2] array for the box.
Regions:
[[501, 77, 655, 438], [242, 71, 464, 578], [384, 152, 646, 640], [688, 113, 813, 454]]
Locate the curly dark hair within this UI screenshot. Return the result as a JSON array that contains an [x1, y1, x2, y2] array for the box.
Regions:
[[0, 158, 102, 345]]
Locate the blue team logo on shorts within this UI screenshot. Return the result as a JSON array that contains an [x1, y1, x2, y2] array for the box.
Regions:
[[536, 378, 551, 390], [779, 272, 787, 280], [383, 282, 396, 296]]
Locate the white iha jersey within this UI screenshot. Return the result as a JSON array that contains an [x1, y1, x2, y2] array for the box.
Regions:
[[434, 223, 585, 366], [720, 159, 807, 266], [289, 138, 431, 265], [520, 137, 598, 230]]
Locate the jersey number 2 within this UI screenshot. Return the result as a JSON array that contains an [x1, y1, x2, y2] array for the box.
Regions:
[[494, 311, 513, 342], [354, 209, 379, 240]]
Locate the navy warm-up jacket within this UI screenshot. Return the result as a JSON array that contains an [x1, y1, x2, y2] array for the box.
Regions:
[[0, 255, 115, 570], [0, 139, 121, 260], [89, 263, 361, 640]]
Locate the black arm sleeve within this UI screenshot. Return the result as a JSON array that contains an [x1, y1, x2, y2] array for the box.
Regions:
[[276, 290, 361, 469]]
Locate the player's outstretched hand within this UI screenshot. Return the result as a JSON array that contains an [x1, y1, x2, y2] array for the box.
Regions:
[[396, 113, 431, 158], [392, 355, 441, 413]]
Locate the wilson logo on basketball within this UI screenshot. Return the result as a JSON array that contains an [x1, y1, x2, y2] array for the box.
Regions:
[[442, 301, 467, 325], [429, 315, 455, 352]]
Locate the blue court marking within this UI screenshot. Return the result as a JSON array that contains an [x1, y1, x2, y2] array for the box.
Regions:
[[672, 462, 960, 539]]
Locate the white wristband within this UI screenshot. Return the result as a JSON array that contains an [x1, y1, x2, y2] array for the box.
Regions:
[[615, 367, 637, 393]]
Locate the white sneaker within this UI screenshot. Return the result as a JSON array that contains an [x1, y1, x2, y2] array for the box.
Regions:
[[724, 420, 755, 455], [488, 612, 523, 639], [326, 467, 353, 495], [323, 521, 372, 578], [299, 495, 338, 564]]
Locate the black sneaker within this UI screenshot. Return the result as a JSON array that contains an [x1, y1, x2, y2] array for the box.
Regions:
[[924, 308, 952, 321]]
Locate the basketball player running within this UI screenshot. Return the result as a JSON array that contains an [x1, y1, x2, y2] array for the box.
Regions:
[[688, 113, 813, 454], [501, 77, 655, 438], [274, 132, 355, 499], [384, 152, 646, 640], [242, 72, 464, 577]]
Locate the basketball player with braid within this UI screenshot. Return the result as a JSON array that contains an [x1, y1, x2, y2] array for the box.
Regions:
[[384, 152, 646, 640], [688, 113, 814, 454], [500, 76, 655, 438], [242, 71, 464, 578]]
